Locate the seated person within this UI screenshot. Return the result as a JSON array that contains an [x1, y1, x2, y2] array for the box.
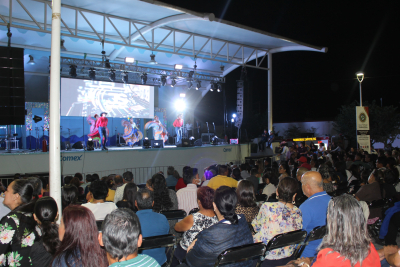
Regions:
[[355, 169, 383, 219], [99, 209, 160, 267], [252, 177, 302, 266], [235, 180, 259, 223], [261, 169, 279, 200], [81, 180, 117, 220], [177, 167, 200, 215], [207, 165, 238, 190], [185, 186, 253, 266], [135, 188, 169, 266], [294, 194, 380, 267]]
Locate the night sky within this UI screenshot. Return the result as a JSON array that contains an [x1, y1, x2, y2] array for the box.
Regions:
[[160, 0, 400, 137]]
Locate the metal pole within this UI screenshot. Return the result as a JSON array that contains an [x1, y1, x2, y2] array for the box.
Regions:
[[267, 52, 273, 132], [359, 82, 362, 107], [49, 0, 62, 222]]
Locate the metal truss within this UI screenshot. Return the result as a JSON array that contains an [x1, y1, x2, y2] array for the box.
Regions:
[[0, 0, 269, 70], [58, 57, 225, 83]]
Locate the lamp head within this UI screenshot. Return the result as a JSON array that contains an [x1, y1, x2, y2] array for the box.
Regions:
[[356, 71, 364, 82]]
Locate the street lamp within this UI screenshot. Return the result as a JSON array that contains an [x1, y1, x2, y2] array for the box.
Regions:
[[356, 72, 364, 106]]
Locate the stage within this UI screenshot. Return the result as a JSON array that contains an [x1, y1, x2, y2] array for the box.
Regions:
[[0, 143, 250, 183]]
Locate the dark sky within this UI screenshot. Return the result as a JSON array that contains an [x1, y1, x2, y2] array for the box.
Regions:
[[160, 0, 400, 128]]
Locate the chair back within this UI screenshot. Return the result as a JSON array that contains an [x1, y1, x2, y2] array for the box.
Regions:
[[140, 234, 175, 250], [265, 230, 307, 253], [160, 209, 187, 220], [214, 242, 266, 267], [189, 208, 199, 215], [96, 220, 103, 231], [293, 226, 326, 258]]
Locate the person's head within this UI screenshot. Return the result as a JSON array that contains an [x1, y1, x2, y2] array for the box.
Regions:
[[355, 153, 363, 161], [320, 194, 370, 266], [86, 174, 93, 183], [173, 170, 181, 179], [213, 186, 238, 224], [62, 184, 78, 210], [101, 112, 107, 117], [34, 197, 60, 255], [368, 169, 384, 184], [69, 177, 81, 189], [100, 209, 142, 264], [319, 143, 324, 147], [376, 156, 387, 169], [135, 188, 154, 210], [262, 168, 279, 186], [122, 183, 138, 210], [231, 168, 242, 181], [236, 180, 257, 207], [92, 173, 100, 181], [296, 167, 309, 182], [74, 173, 83, 182], [197, 186, 215, 210], [277, 177, 299, 203], [114, 175, 123, 185], [89, 180, 109, 201], [146, 179, 153, 191], [54, 205, 107, 267], [183, 167, 198, 185], [318, 164, 334, 182], [94, 114, 99, 119], [218, 165, 229, 176], [348, 164, 360, 179], [3, 179, 35, 211], [301, 171, 324, 198], [279, 162, 290, 175], [63, 175, 73, 186], [122, 171, 134, 183], [28, 177, 43, 197], [167, 166, 175, 176], [250, 168, 258, 176], [264, 129, 267, 134]]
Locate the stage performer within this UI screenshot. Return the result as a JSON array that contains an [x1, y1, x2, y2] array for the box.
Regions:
[[144, 115, 168, 142], [87, 114, 100, 149], [122, 118, 143, 147], [173, 114, 184, 143], [96, 112, 109, 150]]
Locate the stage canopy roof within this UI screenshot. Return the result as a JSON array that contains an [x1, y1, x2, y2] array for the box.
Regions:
[[0, 0, 326, 83]]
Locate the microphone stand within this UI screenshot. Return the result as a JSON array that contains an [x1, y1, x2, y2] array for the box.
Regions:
[[206, 122, 210, 144]]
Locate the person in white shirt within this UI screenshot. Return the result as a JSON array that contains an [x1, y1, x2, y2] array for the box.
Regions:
[[177, 168, 200, 214], [261, 170, 279, 200], [82, 180, 117, 221], [240, 164, 250, 179], [114, 171, 137, 204], [186, 120, 193, 138]]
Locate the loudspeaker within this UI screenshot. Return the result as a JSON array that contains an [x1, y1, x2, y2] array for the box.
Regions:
[[201, 133, 214, 144], [63, 141, 71, 150], [151, 139, 164, 148], [72, 141, 83, 149], [168, 136, 174, 145], [194, 139, 202, 146], [0, 47, 25, 125], [176, 138, 191, 147], [251, 143, 258, 153]]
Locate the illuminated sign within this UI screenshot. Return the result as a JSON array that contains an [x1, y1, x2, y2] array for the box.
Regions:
[[293, 137, 317, 142]]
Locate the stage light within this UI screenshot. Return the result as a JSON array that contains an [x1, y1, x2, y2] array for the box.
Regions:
[[217, 84, 222, 92], [175, 99, 186, 111], [87, 138, 94, 151], [180, 93, 186, 98], [174, 64, 183, 70], [27, 55, 35, 65], [189, 71, 194, 78], [60, 39, 67, 51], [231, 118, 234, 122], [109, 70, 116, 82], [161, 75, 167, 86], [188, 81, 193, 89], [122, 72, 129, 83], [105, 59, 111, 68], [69, 65, 77, 78], [232, 114, 237, 118], [88, 68, 96, 80], [196, 81, 201, 90], [149, 53, 157, 64], [143, 137, 151, 149], [141, 73, 147, 85], [171, 79, 176, 87], [125, 57, 135, 63]]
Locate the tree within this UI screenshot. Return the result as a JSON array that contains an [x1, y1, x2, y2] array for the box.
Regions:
[[284, 125, 302, 138], [333, 101, 400, 146]]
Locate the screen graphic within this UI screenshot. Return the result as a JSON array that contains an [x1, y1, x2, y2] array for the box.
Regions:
[[61, 78, 154, 118]]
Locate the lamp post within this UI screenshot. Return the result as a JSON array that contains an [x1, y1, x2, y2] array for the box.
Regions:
[[356, 72, 364, 106]]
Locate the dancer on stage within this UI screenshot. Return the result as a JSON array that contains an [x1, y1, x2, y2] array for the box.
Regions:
[[87, 114, 101, 149], [96, 112, 109, 150], [173, 114, 183, 143], [144, 115, 168, 142], [122, 117, 143, 146]]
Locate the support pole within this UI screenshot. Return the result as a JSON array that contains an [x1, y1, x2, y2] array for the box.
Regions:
[[49, 0, 62, 221], [268, 52, 273, 132], [359, 82, 362, 107]]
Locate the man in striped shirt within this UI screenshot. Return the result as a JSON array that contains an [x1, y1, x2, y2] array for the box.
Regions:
[[177, 167, 200, 214], [100, 209, 160, 267]]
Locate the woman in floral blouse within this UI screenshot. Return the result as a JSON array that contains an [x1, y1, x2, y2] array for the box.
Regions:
[[252, 177, 302, 266], [0, 179, 40, 267]]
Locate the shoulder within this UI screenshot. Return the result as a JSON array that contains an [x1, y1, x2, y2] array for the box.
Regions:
[[315, 248, 342, 263]]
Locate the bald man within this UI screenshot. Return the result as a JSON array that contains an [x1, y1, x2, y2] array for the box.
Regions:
[[299, 171, 331, 258]]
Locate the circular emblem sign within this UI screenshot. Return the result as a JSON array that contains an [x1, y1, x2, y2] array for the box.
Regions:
[[359, 112, 367, 122]]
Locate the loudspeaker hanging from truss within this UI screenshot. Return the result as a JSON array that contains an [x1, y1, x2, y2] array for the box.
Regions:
[[236, 80, 244, 129]]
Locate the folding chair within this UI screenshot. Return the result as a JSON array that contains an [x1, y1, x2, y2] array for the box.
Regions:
[[214, 242, 266, 267], [160, 209, 187, 220], [139, 234, 176, 266], [293, 226, 326, 258], [264, 230, 308, 259], [189, 208, 199, 215]]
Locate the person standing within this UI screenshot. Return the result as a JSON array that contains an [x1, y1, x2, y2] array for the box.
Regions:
[[267, 130, 275, 148], [186, 119, 193, 138], [173, 114, 184, 143], [96, 112, 109, 150], [195, 120, 201, 139]]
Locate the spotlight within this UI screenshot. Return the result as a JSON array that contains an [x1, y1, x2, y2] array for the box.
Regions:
[[27, 55, 35, 65], [189, 71, 194, 78], [180, 93, 186, 98], [232, 114, 237, 118], [210, 82, 214, 91], [122, 72, 129, 83], [231, 118, 234, 122], [88, 68, 96, 80], [105, 59, 111, 68], [69, 65, 77, 78], [188, 81, 193, 89], [143, 137, 151, 149], [125, 57, 135, 64], [161, 75, 167, 86], [175, 99, 186, 111], [60, 39, 67, 51], [109, 70, 116, 82], [217, 84, 222, 92], [171, 79, 176, 87], [141, 73, 147, 85], [174, 64, 183, 70], [149, 53, 157, 64], [196, 81, 201, 90], [87, 138, 94, 151]]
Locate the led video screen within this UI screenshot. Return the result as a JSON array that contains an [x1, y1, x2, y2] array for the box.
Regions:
[[61, 78, 154, 118]]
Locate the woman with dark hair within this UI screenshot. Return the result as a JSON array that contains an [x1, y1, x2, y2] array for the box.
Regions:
[[252, 177, 302, 266], [318, 164, 336, 193], [51, 205, 108, 267], [295, 194, 379, 267], [172, 186, 218, 266], [262, 168, 279, 199], [151, 173, 178, 212], [116, 183, 138, 211], [30, 197, 60, 267], [278, 162, 291, 180], [62, 184, 79, 210], [69, 177, 84, 197], [0, 180, 40, 266], [185, 186, 253, 266], [235, 180, 259, 223]]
